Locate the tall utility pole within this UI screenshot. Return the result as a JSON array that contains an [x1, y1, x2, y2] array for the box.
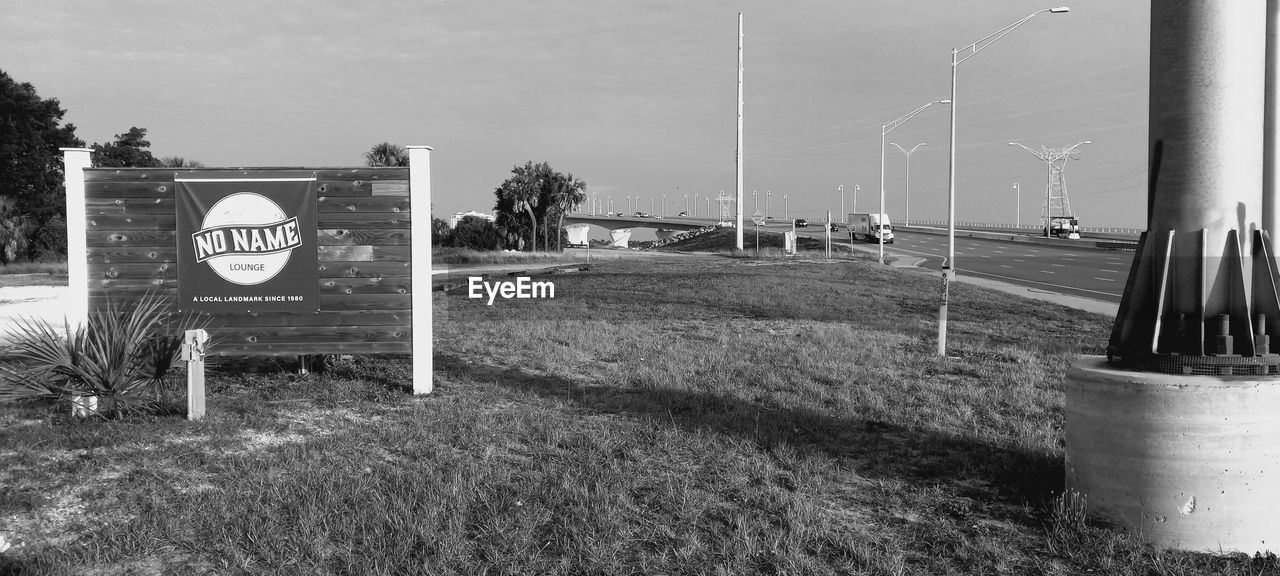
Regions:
[[1008, 141, 1091, 236], [735, 12, 745, 249], [891, 142, 926, 226], [1013, 182, 1021, 228], [838, 184, 844, 222]]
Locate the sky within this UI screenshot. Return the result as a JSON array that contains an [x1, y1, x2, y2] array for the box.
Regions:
[[2, 0, 1149, 229]]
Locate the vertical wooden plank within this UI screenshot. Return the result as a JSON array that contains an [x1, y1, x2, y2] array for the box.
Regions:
[[408, 146, 433, 395]]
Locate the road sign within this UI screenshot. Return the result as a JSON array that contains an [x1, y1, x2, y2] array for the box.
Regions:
[[751, 210, 764, 225]]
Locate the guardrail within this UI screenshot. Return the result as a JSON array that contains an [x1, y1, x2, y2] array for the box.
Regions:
[[908, 220, 1143, 236], [898, 224, 1138, 251]]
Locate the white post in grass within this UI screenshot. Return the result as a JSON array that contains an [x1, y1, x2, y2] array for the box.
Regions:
[[62, 147, 93, 418], [183, 329, 208, 420], [60, 148, 92, 329], [408, 145, 434, 395]]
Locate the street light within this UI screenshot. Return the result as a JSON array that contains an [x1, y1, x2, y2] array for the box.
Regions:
[[766, 190, 771, 221], [890, 142, 926, 227], [1008, 140, 1091, 236], [881, 99, 949, 264], [838, 184, 844, 223], [940, 6, 1070, 357], [784, 194, 789, 219], [853, 184, 859, 214], [693, 193, 699, 217], [662, 193, 667, 217]]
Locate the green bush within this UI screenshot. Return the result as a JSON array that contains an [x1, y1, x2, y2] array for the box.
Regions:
[[0, 292, 203, 418]]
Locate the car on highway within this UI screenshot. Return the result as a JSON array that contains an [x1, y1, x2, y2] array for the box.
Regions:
[[829, 223, 840, 231], [678, 211, 690, 217], [795, 219, 808, 227], [634, 212, 648, 218]]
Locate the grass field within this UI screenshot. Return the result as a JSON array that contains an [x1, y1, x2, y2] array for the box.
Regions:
[[1, 257, 1277, 574], [0, 261, 68, 288]]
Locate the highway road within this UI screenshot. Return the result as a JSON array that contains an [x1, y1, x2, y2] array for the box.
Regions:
[[771, 222, 1132, 303], [852, 229, 1131, 303]]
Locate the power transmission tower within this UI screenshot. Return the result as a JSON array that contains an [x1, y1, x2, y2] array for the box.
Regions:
[[1008, 141, 1090, 235], [715, 191, 735, 223]]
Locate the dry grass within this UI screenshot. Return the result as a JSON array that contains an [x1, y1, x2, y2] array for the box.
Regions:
[[432, 247, 587, 265], [1, 258, 1276, 575]]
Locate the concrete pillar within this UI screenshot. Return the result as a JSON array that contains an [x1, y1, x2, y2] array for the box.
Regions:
[[1112, 1, 1270, 362], [60, 148, 92, 329], [1265, 0, 1280, 253], [1071, 1, 1280, 554], [609, 228, 632, 248], [565, 224, 590, 246], [1150, 1, 1266, 350], [407, 145, 433, 395]]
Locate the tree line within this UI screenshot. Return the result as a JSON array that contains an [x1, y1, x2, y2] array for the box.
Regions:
[[0, 69, 208, 263], [429, 159, 589, 253], [4, 68, 588, 263]]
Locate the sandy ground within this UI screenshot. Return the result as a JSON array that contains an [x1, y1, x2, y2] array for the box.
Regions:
[[0, 285, 69, 333]]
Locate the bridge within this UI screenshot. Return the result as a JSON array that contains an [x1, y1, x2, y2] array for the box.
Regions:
[[561, 214, 731, 247]]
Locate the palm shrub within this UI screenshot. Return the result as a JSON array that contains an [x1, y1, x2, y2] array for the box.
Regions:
[[0, 292, 203, 418]]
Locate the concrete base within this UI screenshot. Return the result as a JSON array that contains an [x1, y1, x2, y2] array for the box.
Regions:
[[1064, 357, 1280, 554]]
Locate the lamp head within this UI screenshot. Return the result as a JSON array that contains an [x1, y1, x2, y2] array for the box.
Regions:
[[1050, 6, 1069, 13], [939, 99, 952, 104], [1007, 142, 1017, 146]]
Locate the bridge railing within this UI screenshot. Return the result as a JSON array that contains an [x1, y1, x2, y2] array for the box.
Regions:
[[907, 220, 1143, 236]]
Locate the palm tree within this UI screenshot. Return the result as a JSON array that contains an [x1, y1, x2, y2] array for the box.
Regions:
[[551, 173, 587, 251], [364, 142, 409, 167], [494, 162, 542, 251], [159, 157, 205, 168]]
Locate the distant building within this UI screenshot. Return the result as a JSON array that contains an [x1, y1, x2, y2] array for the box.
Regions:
[[449, 210, 495, 228]]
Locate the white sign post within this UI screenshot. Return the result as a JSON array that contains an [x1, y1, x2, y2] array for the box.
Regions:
[[408, 146, 434, 395], [826, 210, 832, 257]]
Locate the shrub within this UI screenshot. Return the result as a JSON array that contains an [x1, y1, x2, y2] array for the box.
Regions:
[[0, 292, 203, 418], [451, 215, 501, 250]]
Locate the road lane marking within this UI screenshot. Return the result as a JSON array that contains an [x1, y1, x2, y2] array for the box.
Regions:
[[959, 270, 1123, 298], [1001, 265, 1013, 268], [1093, 277, 1116, 282], [1052, 264, 1065, 267], [1042, 270, 1055, 274]]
